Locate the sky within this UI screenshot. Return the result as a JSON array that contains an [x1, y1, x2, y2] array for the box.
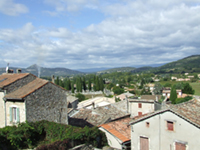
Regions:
[[0, 0, 200, 70]]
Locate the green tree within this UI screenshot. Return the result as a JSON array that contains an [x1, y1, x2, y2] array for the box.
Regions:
[[170, 85, 177, 104], [95, 76, 100, 91], [82, 77, 87, 91], [182, 83, 195, 94], [88, 79, 92, 91], [99, 76, 104, 91], [71, 81, 74, 93], [113, 86, 124, 95], [153, 83, 163, 95], [75, 93, 86, 102]]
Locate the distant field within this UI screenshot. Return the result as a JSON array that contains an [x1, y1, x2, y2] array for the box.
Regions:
[[159, 81, 200, 96], [190, 82, 200, 96]]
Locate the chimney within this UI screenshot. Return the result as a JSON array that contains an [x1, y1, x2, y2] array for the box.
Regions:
[[126, 95, 129, 113], [92, 102, 95, 109], [16, 69, 22, 73], [6, 63, 9, 73], [51, 75, 55, 83]]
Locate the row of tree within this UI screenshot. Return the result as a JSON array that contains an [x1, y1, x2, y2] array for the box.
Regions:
[[54, 75, 104, 93]]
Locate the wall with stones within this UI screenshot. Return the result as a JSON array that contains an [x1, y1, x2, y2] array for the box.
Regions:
[[25, 83, 68, 124], [4, 74, 36, 94]]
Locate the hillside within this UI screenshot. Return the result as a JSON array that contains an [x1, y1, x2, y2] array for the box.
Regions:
[[97, 67, 136, 74]]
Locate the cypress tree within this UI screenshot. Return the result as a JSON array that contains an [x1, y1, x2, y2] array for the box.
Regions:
[[71, 81, 74, 93], [88, 79, 91, 91], [99, 76, 104, 91], [96, 76, 100, 91], [170, 86, 177, 104]]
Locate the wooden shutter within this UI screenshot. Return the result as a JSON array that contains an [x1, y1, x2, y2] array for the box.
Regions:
[[16, 108, 20, 123], [140, 137, 149, 150], [175, 142, 186, 150], [9, 107, 13, 122], [138, 112, 143, 116]]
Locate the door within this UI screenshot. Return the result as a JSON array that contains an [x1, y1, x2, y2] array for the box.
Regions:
[[140, 137, 149, 150]]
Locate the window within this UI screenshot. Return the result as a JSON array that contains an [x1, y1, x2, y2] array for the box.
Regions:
[[167, 121, 174, 131], [138, 103, 142, 108], [146, 122, 150, 127], [138, 112, 142, 116], [10, 107, 20, 123], [175, 142, 186, 150]]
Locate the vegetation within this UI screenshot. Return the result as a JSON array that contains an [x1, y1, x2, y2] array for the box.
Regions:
[[75, 93, 86, 102], [175, 96, 193, 104], [0, 121, 107, 150], [170, 86, 177, 104]]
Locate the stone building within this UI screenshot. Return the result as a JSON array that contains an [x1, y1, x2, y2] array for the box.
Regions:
[[0, 72, 68, 127]]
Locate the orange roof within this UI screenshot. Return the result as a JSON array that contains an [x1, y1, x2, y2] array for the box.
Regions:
[[0, 73, 31, 88], [4, 78, 48, 99], [99, 117, 131, 143]]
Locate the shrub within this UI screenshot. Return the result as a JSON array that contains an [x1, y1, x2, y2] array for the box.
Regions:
[[175, 96, 193, 104]]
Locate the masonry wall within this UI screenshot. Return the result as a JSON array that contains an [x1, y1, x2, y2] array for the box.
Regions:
[[4, 74, 36, 94], [0, 92, 5, 128], [129, 101, 154, 117], [131, 112, 200, 150], [25, 83, 68, 124]]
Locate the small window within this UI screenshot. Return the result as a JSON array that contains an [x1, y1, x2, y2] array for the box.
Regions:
[[138, 103, 142, 108], [138, 112, 142, 116], [10, 107, 20, 123], [175, 142, 186, 150], [167, 121, 174, 131], [146, 122, 150, 127]]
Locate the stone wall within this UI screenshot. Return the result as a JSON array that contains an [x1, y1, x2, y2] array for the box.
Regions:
[[26, 82, 68, 124], [4, 74, 36, 94]]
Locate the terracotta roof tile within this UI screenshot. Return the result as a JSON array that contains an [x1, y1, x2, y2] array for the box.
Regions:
[[0, 73, 30, 88], [4, 78, 48, 99], [100, 117, 131, 143]]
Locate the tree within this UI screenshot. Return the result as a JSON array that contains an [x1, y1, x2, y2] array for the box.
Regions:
[[71, 81, 74, 93], [75, 93, 86, 102], [153, 83, 163, 95], [182, 83, 195, 94], [82, 77, 87, 91], [88, 79, 92, 91], [113, 86, 124, 95], [99, 76, 104, 91], [170, 85, 177, 104], [95, 76, 100, 91]]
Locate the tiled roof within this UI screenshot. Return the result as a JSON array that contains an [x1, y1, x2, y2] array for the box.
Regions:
[[99, 117, 131, 143], [0, 73, 30, 88], [130, 99, 200, 128], [70, 104, 130, 127], [4, 78, 48, 99], [67, 95, 78, 103]]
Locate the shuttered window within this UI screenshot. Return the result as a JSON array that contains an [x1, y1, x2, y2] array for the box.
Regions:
[[9, 107, 20, 123], [175, 142, 186, 150], [167, 121, 174, 131], [138, 112, 143, 116], [140, 137, 149, 150], [138, 103, 142, 108]]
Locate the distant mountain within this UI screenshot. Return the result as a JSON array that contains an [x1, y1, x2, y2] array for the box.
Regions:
[[97, 67, 136, 74], [76, 67, 110, 73], [0, 64, 84, 77]]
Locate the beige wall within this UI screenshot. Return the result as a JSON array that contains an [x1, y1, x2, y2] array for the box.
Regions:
[[129, 101, 154, 117], [99, 127, 122, 149], [5, 101, 26, 126], [131, 111, 200, 150], [0, 92, 5, 128]]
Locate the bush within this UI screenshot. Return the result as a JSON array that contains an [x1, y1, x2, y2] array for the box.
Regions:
[[75, 93, 86, 102], [175, 96, 193, 104]]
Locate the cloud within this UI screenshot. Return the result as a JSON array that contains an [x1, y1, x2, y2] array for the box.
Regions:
[[0, 0, 28, 16], [44, 0, 98, 15], [0, 0, 200, 69]]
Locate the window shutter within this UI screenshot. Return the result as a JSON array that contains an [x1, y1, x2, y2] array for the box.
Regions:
[[9, 107, 13, 122], [16, 108, 20, 123]]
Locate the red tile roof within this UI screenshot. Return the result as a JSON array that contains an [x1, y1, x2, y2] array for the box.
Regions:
[[0, 73, 30, 88], [4, 78, 48, 99], [99, 117, 131, 143]]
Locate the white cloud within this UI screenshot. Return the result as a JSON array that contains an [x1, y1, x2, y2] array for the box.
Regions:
[[0, 0, 28, 16], [0, 0, 200, 69]]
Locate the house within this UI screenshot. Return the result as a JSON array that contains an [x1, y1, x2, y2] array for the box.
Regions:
[[67, 95, 78, 109], [77, 96, 115, 109], [69, 104, 130, 127], [162, 89, 182, 98], [145, 84, 155, 93], [128, 96, 161, 117], [116, 92, 135, 101], [99, 117, 131, 150], [129, 99, 200, 150], [0, 72, 68, 128]]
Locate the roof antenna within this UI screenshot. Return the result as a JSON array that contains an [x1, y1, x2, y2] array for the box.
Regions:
[[6, 63, 9, 73]]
